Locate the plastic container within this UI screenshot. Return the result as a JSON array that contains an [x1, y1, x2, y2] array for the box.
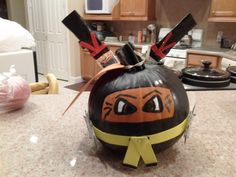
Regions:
[[128, 33, 135, 44], [0, 66, 30, 114], [137, 31, 142, 44]]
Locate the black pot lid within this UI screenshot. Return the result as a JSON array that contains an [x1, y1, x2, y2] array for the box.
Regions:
[[227, 66, 236, 76], [182, 60, 230, 81]]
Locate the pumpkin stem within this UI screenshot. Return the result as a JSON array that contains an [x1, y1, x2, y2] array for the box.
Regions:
[[116, 42, 143, 67]]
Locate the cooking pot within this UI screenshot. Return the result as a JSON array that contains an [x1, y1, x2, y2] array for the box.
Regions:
[[227, 66, 236, 83], [182, 60, 231, 87]]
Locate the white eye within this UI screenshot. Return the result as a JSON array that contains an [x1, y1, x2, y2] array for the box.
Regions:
[[153, 96, 160, 111], [114, 98, 137, 115], [143, 95, 163, 113], [117, 100, 125, 113]]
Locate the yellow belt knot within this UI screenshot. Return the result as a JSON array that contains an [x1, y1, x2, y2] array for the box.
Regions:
[[123, 136, 158, 167]]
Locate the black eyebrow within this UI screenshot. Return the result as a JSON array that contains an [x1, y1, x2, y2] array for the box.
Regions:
[[143, 90, 162, 99], [105, 102, 112, 106], [115, 94, 137, 99]]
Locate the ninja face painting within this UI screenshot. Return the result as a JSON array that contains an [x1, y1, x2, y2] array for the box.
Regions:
[[89, 64, 189, 137], [102, 87, 174, 123]]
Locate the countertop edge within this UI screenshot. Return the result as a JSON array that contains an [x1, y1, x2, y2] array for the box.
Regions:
[[104, 41, 151, 49], [104, 41, 236, 61], [187, 48, 236, 61]]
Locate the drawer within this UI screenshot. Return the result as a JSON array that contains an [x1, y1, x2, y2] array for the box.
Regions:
[[186, 53, 222, 69], [109, 46, 120, 53]]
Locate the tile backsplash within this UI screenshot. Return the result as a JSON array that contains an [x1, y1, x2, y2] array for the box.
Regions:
[[106, 21, 156, 42]]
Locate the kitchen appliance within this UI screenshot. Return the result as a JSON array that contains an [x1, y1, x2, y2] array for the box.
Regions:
[[181, 60, 236, 91], [226, 66, 236, 83], [85, 0, 118, 14], [182, 60, 231, 87], [221, 37, 236, 49], [182, 62, 236, 91]]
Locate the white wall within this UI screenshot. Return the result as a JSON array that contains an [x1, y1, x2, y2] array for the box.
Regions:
[[6, 0, 26, 28], [67, 0, 84, 81]]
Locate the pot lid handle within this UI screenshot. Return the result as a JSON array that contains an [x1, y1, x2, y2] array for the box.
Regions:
[[202, 60, 212, 70]]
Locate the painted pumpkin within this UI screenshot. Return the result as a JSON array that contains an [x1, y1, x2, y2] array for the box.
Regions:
[[88, 44, 190, 167], [61, 11, 193, 168]]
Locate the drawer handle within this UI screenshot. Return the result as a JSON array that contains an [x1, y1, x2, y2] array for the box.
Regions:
[[201, 60, 212, 70], [128, 12, 135, 15], [212, 10, 235, 16]]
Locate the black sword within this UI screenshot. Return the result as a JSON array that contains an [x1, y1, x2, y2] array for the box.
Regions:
[[149, 13, 197, 62], [62, 10, 119, 68]]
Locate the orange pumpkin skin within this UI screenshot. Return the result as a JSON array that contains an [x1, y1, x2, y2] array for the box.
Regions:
[[89, 64, 189, 152]]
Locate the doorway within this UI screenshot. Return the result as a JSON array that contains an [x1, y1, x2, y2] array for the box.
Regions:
[[0, 0, 8, 19], [25, 0, 70, 80]]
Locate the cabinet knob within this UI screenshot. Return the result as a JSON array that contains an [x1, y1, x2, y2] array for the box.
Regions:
[[128, 12, 135, 15]]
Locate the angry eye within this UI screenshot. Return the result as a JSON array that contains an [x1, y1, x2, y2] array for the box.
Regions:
[[143, 95, 163, 113], [114, 98, 137, 115]]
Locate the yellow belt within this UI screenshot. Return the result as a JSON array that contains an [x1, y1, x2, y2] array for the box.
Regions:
[[93, 116, 189, 167]]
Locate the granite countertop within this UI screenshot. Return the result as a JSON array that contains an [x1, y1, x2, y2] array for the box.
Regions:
[[0, 91, 236, 177]]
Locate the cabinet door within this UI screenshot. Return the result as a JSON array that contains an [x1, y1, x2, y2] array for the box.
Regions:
[[80, 49, 95, 80], [211, 0, 236, 17], [120, 0, 134, 16], [94, 62, 102, 76], [109, 46, 119, 53], [133, 0, 147, 16], [120, 0, 147, 17]]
